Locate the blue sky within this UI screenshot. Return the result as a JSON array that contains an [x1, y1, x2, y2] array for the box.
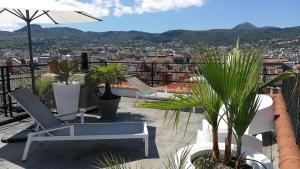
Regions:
[[2, 0, 300, 33], [94, 0, 299, 32]]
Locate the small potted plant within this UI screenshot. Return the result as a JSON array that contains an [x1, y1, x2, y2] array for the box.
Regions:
[[90, 64, 126, 119], [52, 60, 80, 120]]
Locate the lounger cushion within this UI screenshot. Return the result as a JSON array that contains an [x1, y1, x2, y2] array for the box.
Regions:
[[53, 123, 145, 136]]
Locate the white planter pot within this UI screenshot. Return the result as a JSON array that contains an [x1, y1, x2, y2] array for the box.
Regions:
[[176, 143, 273, 169], [53, 82, 80, 120]]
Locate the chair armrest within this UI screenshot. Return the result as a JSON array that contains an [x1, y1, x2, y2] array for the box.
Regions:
[[56, 111, 85, 124]]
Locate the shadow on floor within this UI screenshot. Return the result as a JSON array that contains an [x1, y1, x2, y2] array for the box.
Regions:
[[0, 125, 158, 169]]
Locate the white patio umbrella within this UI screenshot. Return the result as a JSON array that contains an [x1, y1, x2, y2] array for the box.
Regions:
[[0, 0, 101, 93]]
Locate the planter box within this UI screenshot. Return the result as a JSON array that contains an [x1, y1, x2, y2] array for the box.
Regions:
[[53, 82, 80, 120], [73, 73, 97, 110]]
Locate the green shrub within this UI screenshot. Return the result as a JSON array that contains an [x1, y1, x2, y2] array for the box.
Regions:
[[36, 77, 53, 101]]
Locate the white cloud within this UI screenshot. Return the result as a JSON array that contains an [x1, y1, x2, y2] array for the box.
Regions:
[[0, 23, 23, 32], [60, 0, 206, 17], [115, 0, 206, 16], [58, 0, 114, 17]]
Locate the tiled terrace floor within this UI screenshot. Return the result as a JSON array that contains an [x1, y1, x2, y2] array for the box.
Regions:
[[0, 97, 278, 169]]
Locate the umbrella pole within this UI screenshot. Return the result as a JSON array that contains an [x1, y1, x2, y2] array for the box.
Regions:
[[26, 10, 36, 94]]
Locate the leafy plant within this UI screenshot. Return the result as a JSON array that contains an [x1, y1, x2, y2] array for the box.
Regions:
[[194, 42, 264, 165], [55, 60, 79, 85], [90, 64, 126, 99], [94, 147, 191, 169], [36, 77, 53, 101]]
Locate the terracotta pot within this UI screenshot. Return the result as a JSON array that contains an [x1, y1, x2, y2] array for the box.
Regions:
[[48, 59, 58, 74]]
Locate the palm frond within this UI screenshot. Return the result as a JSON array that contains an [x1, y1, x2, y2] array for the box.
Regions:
[[232, 91, 261, 139], [94, 153, 135, 169], [138, 80, 222, 133], [90, 64, 126, 84], [163, 147, 192, 169], [138, 89, 202, 131], [190, 82, 222, 128], [258, 71, 297, 91]]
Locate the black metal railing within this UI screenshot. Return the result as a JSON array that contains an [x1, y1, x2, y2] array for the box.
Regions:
[[90, 61, 200, 87], [0, 61, 287, 123], [0, 64, 48, 118], [282, 65, 300, 146]]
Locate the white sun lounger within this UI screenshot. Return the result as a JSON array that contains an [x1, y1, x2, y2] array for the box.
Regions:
[[9, 88, 149, 161], [126, 76, 174, 100]]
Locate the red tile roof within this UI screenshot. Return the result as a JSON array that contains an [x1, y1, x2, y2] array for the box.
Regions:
[[112, 82, 192, 94], [264, 58, 289, 63]]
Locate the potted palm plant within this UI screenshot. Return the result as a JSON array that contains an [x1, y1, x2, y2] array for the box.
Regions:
[[90, 64, 126, 119], [139, 42, 296, 168], [52, 60, 80, 121]]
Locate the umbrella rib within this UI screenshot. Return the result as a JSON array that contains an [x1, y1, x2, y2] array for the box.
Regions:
[[0, 9, 5, 14], [29, 10, 39, 21], [31, 11, 46, 21], [75, 11, 102, 21], [16, 9, 26, 20], [4, 9, 25, 20], [42, 10, 58, 24], [12, 9, 23, 19]]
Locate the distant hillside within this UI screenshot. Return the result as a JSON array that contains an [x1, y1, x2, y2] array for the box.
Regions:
[[0, 23, 300, 50]]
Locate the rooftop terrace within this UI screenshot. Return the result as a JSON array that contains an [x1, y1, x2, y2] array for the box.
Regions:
[[0, 97, 278, 169]]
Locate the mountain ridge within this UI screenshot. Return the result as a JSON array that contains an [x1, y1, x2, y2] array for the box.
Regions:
[[0, 23, 300, 50]]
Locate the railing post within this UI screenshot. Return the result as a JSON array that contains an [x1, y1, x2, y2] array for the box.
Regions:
[[151, 63, 154, 87], [5, 66, 12, 117], [0, 67, 7, 117]]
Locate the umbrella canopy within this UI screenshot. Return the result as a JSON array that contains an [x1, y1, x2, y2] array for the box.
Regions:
[[0, 0, 101, 93], [0, 0, 100, 24]]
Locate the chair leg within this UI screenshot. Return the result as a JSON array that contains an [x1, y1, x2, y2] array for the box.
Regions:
[[145, 135, 149, 157], [22, 134, 33, 161], [80, 112, 85, 124]]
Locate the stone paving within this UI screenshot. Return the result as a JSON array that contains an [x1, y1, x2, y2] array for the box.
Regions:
[[0, 97, 203, 169]]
